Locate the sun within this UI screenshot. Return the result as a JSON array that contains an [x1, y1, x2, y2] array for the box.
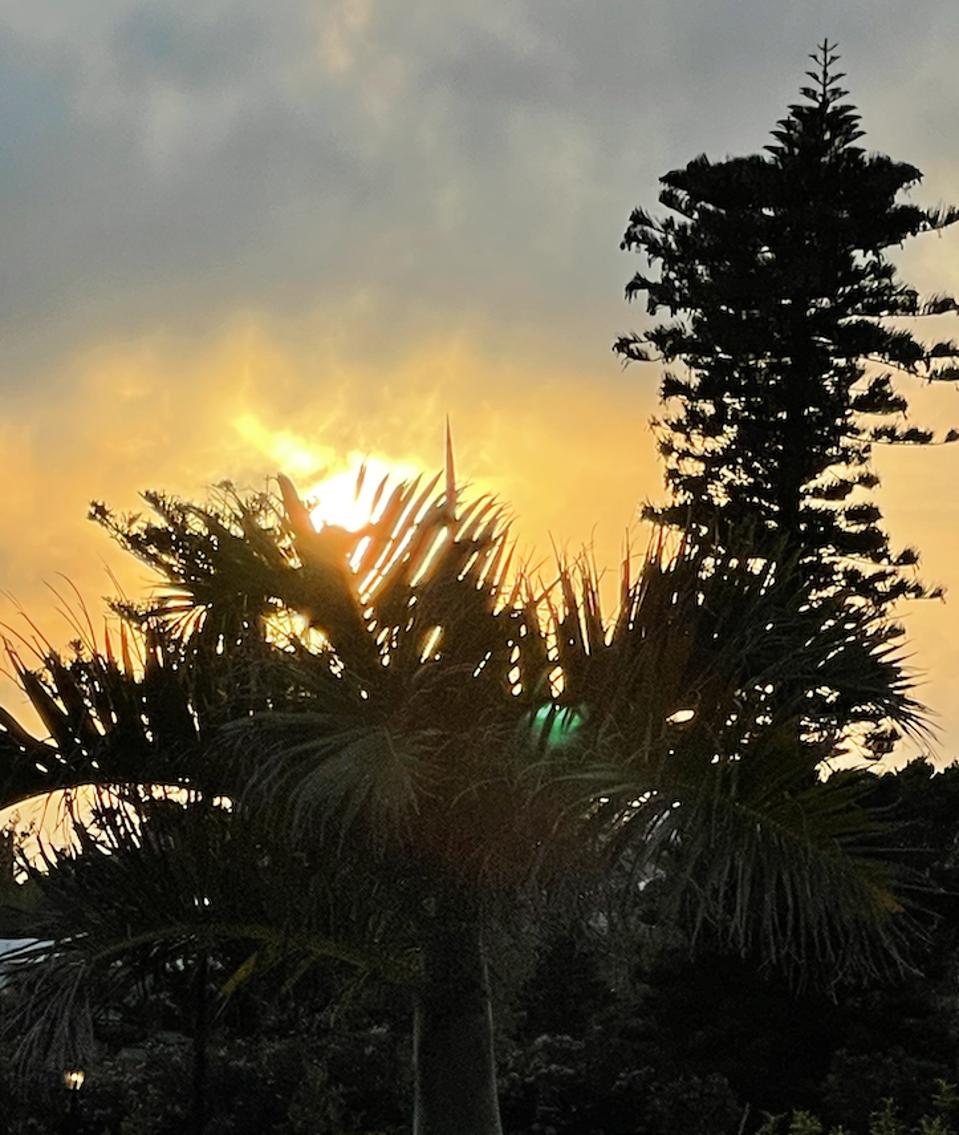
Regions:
[[233, 413, 433, 534], [303, 452, 422, 533]]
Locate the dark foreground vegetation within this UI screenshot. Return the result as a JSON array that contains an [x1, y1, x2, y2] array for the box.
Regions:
[[4, 755, 959, 1135], [3, 40, 959, 1135]]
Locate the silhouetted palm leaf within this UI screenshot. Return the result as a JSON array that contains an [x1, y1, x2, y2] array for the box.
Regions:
[[0, 462, 925, 1070]]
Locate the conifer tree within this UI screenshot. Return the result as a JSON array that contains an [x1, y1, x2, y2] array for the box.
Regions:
[[615, 41, 959, 614]]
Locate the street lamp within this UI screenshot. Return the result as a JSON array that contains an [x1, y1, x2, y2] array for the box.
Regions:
[[63, 1069, 85, 1092], [63, 1068, 85, 1133]]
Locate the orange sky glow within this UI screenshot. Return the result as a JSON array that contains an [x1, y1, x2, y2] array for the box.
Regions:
[[3, 4, 959, 846]]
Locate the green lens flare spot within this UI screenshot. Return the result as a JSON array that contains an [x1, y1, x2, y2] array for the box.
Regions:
[[532, 703, 586, 749]]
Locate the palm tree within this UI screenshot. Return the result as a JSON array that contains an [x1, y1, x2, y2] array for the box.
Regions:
[[0, 457, 922, 1134]]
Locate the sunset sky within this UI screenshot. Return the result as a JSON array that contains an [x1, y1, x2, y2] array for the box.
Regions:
[[2, 1, 959, 767]]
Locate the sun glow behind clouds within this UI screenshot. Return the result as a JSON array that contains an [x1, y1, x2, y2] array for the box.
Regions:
[[233, 412, 338, 480], [304, 454, 421, 533], [232, 410, 423, 532]]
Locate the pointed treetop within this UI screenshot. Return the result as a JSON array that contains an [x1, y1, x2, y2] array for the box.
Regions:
[[805, 39, 844, 103], [766, 38, 865, 158]]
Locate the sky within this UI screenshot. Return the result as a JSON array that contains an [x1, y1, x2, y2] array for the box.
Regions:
[[2, 0, 959, 775]]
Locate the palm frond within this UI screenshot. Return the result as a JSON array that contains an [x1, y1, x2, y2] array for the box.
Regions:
[[1, 788, 422, 1070], [0, 457, 927, 1065]]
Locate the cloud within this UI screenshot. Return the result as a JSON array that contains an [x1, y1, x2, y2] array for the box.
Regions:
[[4, 0, 959, 383], [0, 314, 659, 613]]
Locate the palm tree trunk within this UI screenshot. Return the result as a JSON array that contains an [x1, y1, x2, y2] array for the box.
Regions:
[[413, 909, 503, 1135]]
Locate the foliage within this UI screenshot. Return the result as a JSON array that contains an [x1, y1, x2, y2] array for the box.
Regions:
[[500, 762, 959, 1134], [822, 1052, 956, 1135], [0, 459, 931, 1131], [753, 1089, 959, 1135], [5, 759, 959, 1135], [0, 1021, 409, 1135], [614, 41, 958, 758], [867, 1099, 905, 1135], [497, 1033, 744, 1135]]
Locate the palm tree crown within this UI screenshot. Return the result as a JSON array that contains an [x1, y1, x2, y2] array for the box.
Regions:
[[0, 455, 922, 1130]]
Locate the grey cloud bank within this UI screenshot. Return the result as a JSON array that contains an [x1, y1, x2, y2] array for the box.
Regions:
[[4, 0, 958, 378]]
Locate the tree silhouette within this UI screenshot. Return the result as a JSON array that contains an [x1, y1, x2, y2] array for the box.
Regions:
[[0, 462, 924, 1134], [615, 41, 959, 630]]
